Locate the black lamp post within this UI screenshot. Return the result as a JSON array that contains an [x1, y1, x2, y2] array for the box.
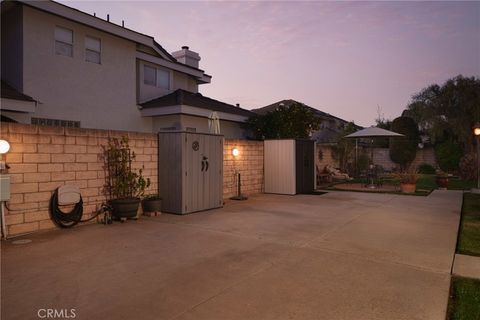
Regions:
[[473, 123, 480, 193]]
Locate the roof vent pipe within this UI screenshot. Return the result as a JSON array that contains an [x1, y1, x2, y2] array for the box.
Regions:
[[236, 103, 240, 107], [107, 14, 110, 22], [122, 20, 124, 27]]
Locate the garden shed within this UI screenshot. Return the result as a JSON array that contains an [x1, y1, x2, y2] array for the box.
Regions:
[[158, 132, 224, 214], [264, 139, 315, 195]]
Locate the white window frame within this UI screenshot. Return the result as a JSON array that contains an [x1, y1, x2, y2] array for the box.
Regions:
[[143, 65, 157, 86], [54, 26, 74, 58], [143, 63, 172, 89], [156, 67, 171, 90], [85, 36, 101, 64]]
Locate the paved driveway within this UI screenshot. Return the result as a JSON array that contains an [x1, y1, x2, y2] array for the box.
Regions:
[[1, 190, 462, 320]]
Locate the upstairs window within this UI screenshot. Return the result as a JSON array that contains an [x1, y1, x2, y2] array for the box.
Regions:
[[143, 64, 171, 89], [144, 65, 156, 86], [54, 27, 73, 57], [85, 36, 101, 64], [157, 68, 170, 90]]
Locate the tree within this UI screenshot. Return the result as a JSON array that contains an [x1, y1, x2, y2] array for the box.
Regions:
[[244, 102, 321, 139], [402, 75, 480, 153], [389, 116, 420, 170], [374, 106, 392, 148], [331, 122, 359, 174]]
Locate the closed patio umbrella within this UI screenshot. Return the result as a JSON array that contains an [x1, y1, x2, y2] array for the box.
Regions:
[[208, 112, 221, 134]]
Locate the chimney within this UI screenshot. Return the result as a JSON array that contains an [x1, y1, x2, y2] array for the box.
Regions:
[[171, 46, 201, 68]]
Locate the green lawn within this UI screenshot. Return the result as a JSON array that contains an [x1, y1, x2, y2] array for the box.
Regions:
[[448, 277, 480, 320], [449, 178, 477, 190], [457, 193, 480, 256]]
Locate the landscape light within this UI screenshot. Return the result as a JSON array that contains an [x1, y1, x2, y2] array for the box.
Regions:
[[474, 123, 480, 136], [232, 148, 240, 157]]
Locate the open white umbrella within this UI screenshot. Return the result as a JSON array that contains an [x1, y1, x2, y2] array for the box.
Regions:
[[208, 112, 220, 134], [345, 126, 404, 187], [344, 126, 404, 139]]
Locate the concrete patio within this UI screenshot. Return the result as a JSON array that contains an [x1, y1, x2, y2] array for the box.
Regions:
[[1, 190, 462, 320]]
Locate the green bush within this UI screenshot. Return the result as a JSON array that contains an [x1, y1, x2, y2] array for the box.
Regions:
[[417, 163, 436, 174], [389, 116, 420, 170], [435, 140, 463, 173]]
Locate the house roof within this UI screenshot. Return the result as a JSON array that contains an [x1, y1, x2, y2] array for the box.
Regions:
[[140, 89, 255, 117], [1, 81, 36, 102], [252, 99, 349, 124], [13, 0, 211, 81]]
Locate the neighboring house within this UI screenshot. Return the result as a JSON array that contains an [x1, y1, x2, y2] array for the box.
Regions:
[[0, 0, 253, 138], [252, 99, 351, 143]]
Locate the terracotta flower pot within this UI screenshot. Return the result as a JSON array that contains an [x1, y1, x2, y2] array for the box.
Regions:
[[400, 183, 416, 193]]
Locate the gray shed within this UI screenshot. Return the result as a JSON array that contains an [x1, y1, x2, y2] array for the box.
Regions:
[[158, 132, 224, 214], [264, 139, 315, 195]]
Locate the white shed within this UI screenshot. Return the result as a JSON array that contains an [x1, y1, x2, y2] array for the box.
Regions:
[[264, 139, 315, 195]]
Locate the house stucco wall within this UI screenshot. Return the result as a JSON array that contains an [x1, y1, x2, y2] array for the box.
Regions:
[[152, 114, 247, 139], [1, 2, 23, 91], [15, 6, 153, 132]]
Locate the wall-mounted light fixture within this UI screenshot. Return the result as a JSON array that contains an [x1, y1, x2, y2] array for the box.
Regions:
[[0, 140, 10, 155], [232, 148, 239, 157], [0, 139, 10, 173]]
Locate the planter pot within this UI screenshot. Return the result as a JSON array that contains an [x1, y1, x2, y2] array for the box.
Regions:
[[109, 198, 140, 219], [142, 198, 162, 214], [400, 183, 416, 193], [436, 176, 449, 189]]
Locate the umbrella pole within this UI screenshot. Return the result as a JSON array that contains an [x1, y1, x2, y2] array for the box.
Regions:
[[355, 139, 358, 177]]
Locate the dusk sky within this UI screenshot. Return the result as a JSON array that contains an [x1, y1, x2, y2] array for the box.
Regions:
[[62, 1, 479, 126]]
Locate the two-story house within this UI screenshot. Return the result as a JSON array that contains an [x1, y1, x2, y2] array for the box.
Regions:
[[1, 0, 253, 138]]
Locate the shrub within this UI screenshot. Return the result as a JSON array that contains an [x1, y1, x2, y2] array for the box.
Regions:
[[389, 116, 420, 170], [459, 152, 478, 181], [417, 163, 436, 174], [102, 136, 150, 200], [435, 139, 463, 173]]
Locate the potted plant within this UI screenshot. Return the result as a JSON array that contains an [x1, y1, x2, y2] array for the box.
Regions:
[[102, 136, 150, 219], [435, 171, 449, 190], [397, 170, 417, 193], [142, 194, 162, 216]]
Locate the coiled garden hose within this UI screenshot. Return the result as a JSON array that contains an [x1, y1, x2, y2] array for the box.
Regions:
[[50, 188, 106, 228]]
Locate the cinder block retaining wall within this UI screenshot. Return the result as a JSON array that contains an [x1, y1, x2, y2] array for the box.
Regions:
[[372, 147, 437, 171], [0, 123, 159, 236], [316, 143, 437, 172], [223, 140, 264, 199], [0, 124, 265, 236]]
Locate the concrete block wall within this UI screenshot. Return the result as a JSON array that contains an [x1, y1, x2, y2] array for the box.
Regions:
[[372, 147, 437, 171], [316, 144, 339, 172], [1, 123, 158, 237], [223, 140, 264, 199]]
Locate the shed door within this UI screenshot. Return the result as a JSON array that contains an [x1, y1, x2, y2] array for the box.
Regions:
[[295, 141, 314, 194], [184, 134, 223, 213], [185, 133, 204, 213]]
